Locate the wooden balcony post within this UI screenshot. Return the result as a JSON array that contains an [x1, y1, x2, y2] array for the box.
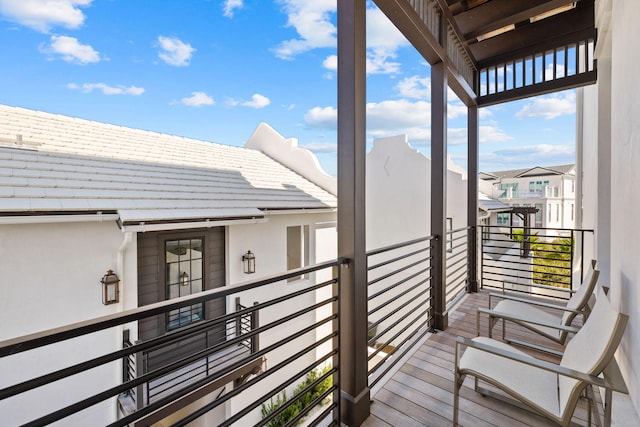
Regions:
[[431, 60, 448, 331], [337, 0, 370, 425], [467, 105, 479, 293]]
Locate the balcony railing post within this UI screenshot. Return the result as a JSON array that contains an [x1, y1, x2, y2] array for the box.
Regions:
[[467, 104, 479, 293], [431, 59, 448, 331], [251, 302, 259, 353], [337, 0, 370, 424]]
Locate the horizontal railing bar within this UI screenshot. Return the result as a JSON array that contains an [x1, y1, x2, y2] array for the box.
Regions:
[[368, 316, 431, 384], [448, 240, 468, 252], [368, 266, 431, 301], [0, 283, 337, 400], [447, 233, 468, 244], [368, 305, 430, 362], [180, 346, 337, 427], [308, 400, 339, 427], [367, 246, 431, 271], [482, 226, 594, 233], [111, 320, 338, 427], [446, 255, 467, 271], [446, 271, 467, 289], [0, 259, 345, 357], [368, 277, 430, 317], [253, 366, 336, 427], [367, 256, 431, 287], [12, 297, 337, 424], [366, 235, 435, 257], [368, 286, 430, 338]]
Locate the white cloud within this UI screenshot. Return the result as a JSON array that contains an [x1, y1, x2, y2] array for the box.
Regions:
[[0, 0, 91, 32], [322, 55, 337, 71], [180, 91, 215, 107], [272, 1, 336, 59], [40, 35, 100, 64], [515, 91, 575, 119], [67, 82, 144, 95], [396, 76, 430, 99], [274, 3, 407, 76], [482, 144, 574, 169], [223, 0, 243, 18], [304, 106, 337, 129], [157, 36, 195, 66], [242, 93, 270, 108], [479, 125, 513, 144], [366, 48, 401, 75], [479, 108, 493, 119], [227, 93, 271, 109]]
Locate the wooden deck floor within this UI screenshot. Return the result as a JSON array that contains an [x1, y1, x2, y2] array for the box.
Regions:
[[364, 290, 600, 427]]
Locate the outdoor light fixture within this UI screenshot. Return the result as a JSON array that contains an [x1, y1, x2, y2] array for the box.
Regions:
[[242, 250, 256, 274], [101, 269, 120, 305], [180, 271, 189, 286]]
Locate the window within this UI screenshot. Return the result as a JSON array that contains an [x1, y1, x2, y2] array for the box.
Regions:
[[548, 204, 552, 222], [497, 213, 510, 226], [556, 204, 560, 221], [165, 238, 204, 330], [287, 225, 309, 282], [446, 217, 453, 252], [571, 203, 574, 221], [535, 204, 543, 227]]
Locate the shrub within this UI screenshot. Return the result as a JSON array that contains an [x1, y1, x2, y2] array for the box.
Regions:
[[261, 365, 333, 427]]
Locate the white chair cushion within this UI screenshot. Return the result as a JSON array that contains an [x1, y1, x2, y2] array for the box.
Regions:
[[459, 337, 560, 417], [493, 299, 563, 340]]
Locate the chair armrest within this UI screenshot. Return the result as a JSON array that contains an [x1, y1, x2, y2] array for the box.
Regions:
[[489, 292, 581, 314], [478, 307, 580, 333], [455, 336, 627, 393]]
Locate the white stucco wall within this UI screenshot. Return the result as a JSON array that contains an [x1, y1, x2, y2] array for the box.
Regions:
[[0, 220, 128, 425], [365, 135, 468, 250], [226, 212, 337, 424], [608, 0, 640, 415], [579, 0, 640, 416]]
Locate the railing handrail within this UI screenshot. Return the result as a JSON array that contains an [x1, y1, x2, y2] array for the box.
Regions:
[[482, 225, 594, 233], [366, 235, 435, 257], [0, 258, 347, 358]]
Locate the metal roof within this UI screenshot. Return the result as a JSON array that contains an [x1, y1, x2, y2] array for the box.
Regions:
[[0, 105, 337, 223]]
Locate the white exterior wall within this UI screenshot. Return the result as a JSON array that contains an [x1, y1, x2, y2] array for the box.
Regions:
[[608, 0, 640, 414], [0, 220, 128, 426], [579, 0, 640, 416], [226, 212, 337, 423], [365, 135, 467, 250]]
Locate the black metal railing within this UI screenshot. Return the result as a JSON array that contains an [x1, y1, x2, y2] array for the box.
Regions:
[[366, 236, 435, 387], [480, 225, 594, 299], [0, 260, 344, 427], [445, 226, 471, 309]]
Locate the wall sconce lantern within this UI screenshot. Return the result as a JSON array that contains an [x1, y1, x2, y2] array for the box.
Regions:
[[101, 269, 120, 305], [242, 250, 256, 274], [180, 271, 190, 286]]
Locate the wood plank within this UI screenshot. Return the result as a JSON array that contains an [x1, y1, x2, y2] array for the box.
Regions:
[[368, 289, 601, 426]]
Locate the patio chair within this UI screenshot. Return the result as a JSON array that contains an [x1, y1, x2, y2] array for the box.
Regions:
[[477, 259, 598, 355], [454, 288, 628, 427]]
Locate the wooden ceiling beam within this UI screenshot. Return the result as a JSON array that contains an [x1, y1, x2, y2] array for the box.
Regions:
[[469, 2, 594, 63]]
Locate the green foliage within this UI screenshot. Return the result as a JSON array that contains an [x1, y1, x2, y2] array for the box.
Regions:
[[532, 237, 573, 288], [261, 365, 333, 427], [508, 230, 574, 288]]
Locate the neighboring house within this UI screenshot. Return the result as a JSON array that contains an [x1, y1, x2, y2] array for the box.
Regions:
[[480, 164, 576, 230], [0, 105, 337, 425]]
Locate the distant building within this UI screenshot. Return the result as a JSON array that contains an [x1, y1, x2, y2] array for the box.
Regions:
[[479, 164, 576, 230]]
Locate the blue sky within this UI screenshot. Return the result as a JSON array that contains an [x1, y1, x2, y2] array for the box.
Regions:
[[0, 0, 577, 176]]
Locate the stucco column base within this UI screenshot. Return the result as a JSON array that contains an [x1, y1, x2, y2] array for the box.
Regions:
[[434, 311, 449, 331], [340, 387, 371, 426]]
